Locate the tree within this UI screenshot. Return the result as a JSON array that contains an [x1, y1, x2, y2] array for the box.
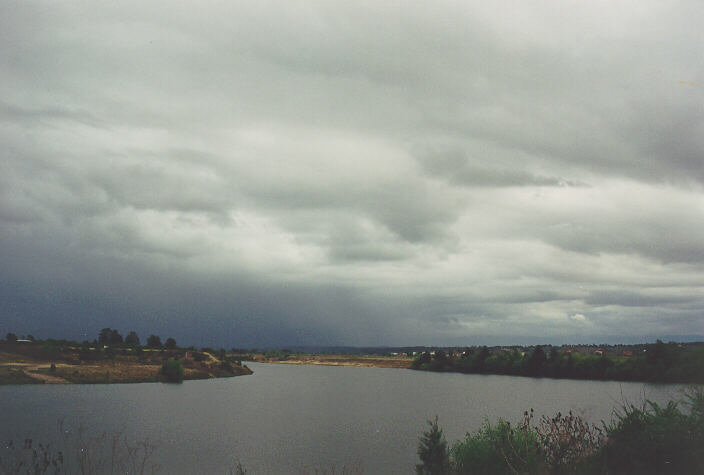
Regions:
[[6, 332, 18, 342], [548, 346, 559, 363], [125, 331, 140, 347], [109, 329, 123, 345], [147, 335, 162, 348], [526, 345, 547, 376], [98, 328, 113, 346], [165, 337, 177, 349], [417, 416, 450, 474]]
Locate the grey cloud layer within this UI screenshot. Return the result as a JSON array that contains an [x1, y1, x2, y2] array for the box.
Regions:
[[1, 1, 703, 345]]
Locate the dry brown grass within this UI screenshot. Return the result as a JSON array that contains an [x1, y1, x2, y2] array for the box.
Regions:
[[267, 354, 413, 369]]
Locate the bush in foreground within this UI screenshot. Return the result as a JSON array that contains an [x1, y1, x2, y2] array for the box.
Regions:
[[451, 413, 543, 475], [597, 389, 704, 474], [424, 388, 704, 474]]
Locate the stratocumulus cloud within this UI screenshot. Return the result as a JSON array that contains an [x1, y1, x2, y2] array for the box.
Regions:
[[1, 1, 703, 346]]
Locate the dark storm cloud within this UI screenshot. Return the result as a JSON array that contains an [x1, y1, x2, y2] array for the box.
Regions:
[[1, 1, 703, 345]]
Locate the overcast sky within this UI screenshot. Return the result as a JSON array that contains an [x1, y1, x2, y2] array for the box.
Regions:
[[1, 1, 703, 347]]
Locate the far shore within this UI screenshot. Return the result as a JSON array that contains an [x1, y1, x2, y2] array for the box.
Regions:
[[248, 353, 413, 369]]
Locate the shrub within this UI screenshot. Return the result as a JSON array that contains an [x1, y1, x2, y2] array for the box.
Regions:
[[160, 358, 184, 383], [451, 413, 542, 475], [535, 410, 604, 473], [598, 390, 704, 474]]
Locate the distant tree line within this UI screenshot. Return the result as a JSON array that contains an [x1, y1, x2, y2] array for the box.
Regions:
[[411, 340, 704, 384], [4, 329, 178, 351], [96, 328, 177, 349]]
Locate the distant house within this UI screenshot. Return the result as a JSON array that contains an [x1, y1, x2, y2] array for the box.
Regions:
[[594, 348, 605, 356], [623, 350, 633, 356], [15, 339, 32, 344]]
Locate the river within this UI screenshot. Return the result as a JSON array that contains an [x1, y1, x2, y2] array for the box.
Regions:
[[0, 362, 686, 473]]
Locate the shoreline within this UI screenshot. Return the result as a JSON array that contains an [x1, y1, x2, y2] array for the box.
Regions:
[[249, 355, 413, 369], [0, 346, 253, 385]]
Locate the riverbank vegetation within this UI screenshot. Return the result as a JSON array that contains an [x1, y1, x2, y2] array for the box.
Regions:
[[412, 340, 704, 384], [0, 329, 252, 384], [417, 388, 704, 474]]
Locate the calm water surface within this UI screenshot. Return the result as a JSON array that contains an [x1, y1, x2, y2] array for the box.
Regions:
[[0, 362, 685, 474]]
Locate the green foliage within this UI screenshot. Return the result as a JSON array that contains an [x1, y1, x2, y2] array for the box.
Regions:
[[6, 332, 18, 342], [160, 358, 184, 382], [411, 351, 432, 369], [416, 416, 450, 474], [147, 335, 162, 348], [165, 337, 177, 349], [597, 390, 704, 474], [451, 413, 542, 475], [125, 331, 140, 347], [434, 389, 704, 475], [264, 349, 291, 361], [412, 343, 704, 384]]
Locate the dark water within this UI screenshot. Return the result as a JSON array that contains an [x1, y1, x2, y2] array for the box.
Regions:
[[0, 363, 686, 473]]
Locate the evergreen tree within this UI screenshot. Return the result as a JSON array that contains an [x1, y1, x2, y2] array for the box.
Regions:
[[125, 331, 140, 347], [416, 416, 450, 474], [98, 328, 112, 345]]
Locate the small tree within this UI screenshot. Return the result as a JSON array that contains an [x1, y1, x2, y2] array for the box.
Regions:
[[417, 416, 450, 474], [6, 332, 18, 343], [165, 337, 177, 349], [147, 335, 162, 348]]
